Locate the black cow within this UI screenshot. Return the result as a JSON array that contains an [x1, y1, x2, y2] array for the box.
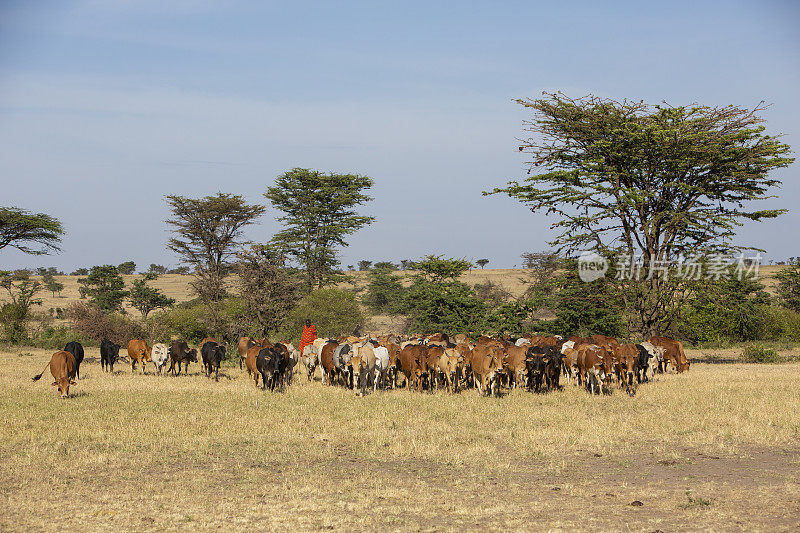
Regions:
[[525, 350, 547, 393], [168, 340, 198, 376], [635, 344, 654, 384], [100, 339, 121, 373], [255, 347, 278, 391], [543, 348, 563, 391], [201, 341, 226, 382], [271, 344, 290, 389], [63, 341, 85, 379]]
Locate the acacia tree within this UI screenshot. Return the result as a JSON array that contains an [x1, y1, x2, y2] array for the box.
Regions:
[[487, 93, 794, 335], [166, 193, 265, 301], [265, 168, 374, 291], [0, 207, 63, 255], [78, 265, 128, 312], [235, 245, 303, 337]]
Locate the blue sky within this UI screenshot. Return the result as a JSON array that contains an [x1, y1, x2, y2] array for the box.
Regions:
[[1, 0, 798, 271]]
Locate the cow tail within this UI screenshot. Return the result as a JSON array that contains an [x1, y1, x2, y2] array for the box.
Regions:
[[31, 361, 50, 382]]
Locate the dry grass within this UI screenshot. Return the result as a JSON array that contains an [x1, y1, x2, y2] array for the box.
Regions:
[[1, 346, 799, 531]]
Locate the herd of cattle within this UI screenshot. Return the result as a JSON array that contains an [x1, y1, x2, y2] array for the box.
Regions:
[[30, 332, 690, 399], [239, 332, 690, 397]]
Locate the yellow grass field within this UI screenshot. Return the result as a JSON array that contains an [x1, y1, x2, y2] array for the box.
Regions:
[[1, 346, 799, 531]]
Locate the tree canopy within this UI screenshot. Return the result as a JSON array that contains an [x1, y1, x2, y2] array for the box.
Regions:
[[78, 265, 128, 312], [487, 93, 794, 334], [0, 207, 64, 255], [265, 168, 374, 291]]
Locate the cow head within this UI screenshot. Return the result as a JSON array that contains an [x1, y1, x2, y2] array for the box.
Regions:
[[52, 378, 76, 399], [186, 348, 198, 362]]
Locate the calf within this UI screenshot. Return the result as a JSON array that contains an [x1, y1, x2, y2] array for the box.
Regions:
[[100, 339, 121, 373], [201, 340, 227, 381], [168, 340, 197, 376], [127, 339, 152, 374], [151, 343, 169, 375], [32, 350, 77, 398], [63, 341, 85, 379]]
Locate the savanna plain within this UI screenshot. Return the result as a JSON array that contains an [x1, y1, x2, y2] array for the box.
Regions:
[[1, 345, 799, 532]]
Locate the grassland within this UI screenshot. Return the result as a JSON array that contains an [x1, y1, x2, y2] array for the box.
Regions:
[[1, 346, 799, 531]]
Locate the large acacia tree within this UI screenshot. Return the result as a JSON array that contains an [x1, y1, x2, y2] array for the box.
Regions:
[[487, 93, 794, 335], [0, 207, 63, 255], [166, 193, 265, 301], [265, 168, 374, 291]]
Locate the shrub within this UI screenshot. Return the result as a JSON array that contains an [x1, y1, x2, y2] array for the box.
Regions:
[[362, 268, 407, 314], [284, 288, 365, 340], [742, 344, 783, 364], [0, 303, 28, 343], [65, 302, 147, 344], [400, 278, 487, 335]]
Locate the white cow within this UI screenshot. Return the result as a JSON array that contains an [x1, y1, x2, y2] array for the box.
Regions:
[[151, 343, 169, 375], [372, 346, 389, 391]]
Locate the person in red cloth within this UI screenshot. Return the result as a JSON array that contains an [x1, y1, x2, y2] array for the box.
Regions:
[[298, 319, 317, 355]]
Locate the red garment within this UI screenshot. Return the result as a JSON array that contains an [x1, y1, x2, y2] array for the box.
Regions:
[[298, 324, 317, 353]]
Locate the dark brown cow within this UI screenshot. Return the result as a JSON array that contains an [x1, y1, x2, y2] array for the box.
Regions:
[[649, 336, 690, 373], [32, 351, 77, 398], [127, 339, 152, 374], [168, 340, 197, 376]]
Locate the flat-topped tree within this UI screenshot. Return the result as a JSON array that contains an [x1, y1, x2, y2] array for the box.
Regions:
[[486, 93, 794, 334], [0, 207, 63, 255]]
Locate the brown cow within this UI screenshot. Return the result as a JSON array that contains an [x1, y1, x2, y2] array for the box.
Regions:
[[613, 344, 639, 396], [127, 339, 152, 374], [425, 345, 446, 389], [32, 351, 77, 399], [471, 348, 503, 397], [649, 336, 690, 373], [237, 337, 257, 370], [320, 341, 338, 385], [575, 344, 609, 395], [398, 344, 427, 391], [503, 345, 528, 389]]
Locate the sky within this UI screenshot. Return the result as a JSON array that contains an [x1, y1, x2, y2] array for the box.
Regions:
[[1, 0, 798, 272]]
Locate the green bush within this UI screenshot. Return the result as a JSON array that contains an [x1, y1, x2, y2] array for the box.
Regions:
[[284, 288, 365, 340], [0, 303, 28, 343], [742, 344, 783, 364], [400, 278, 487, 335], [362, 268, 407, 314], [31, 325, 91, 350]]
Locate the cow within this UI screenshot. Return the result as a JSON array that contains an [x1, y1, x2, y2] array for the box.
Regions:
[[525, 350, 547, 393], [635, 342, 660, 383], [237, 337, 258, 371], [100, 339, 121, 373], [32, 350, 77, 399], [245, 344, 263, 387], [151, 343, 169, 375], [437, 347, 462, 393], [373, 346, 389, 391], [127, 339, 152, 374], [503, 345, 528, 389], [613, 344, 639, 396], [63, 341, 85, 379], [561, 347, 578, 385], [648, 336, 690, 373], [301, 344, 319, 381], [201, 340, 226, 382], [277, 342, 299, 385], [398, 344, 428, 391], [255, 346, 280, 391], [333, 343, 354, 388], [425, 345, 446, 390], [320, 341, 338, 385], [271, 343, 289, 389], [575, 344, 608, 395], [471, 348, 503, 397], [168, 340, 197, 376], [384, 342, 401, 388]]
